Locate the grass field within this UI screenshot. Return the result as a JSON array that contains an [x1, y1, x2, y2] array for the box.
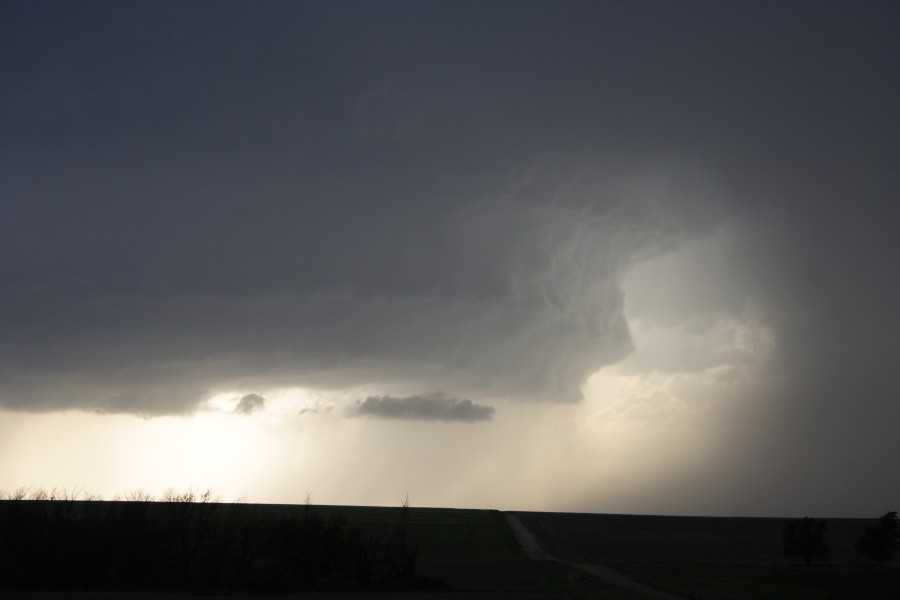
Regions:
[[610, 560, 900, 600], [0, 499, 657, 598], [155, 502, 526, 560], [517, 511, 887, 564], [282, 504, 525, 560], [518, 511, 899, 600], [3, 498, 896, 599], [251, 504, 653, 597]]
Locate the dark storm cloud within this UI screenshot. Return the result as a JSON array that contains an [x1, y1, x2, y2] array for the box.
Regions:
[[0, 0, 693, 416], [349, 393, 494, 423], [1, 0, 899, 519], [235, 393, 265, 415]]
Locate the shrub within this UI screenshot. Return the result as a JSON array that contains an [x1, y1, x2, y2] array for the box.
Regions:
[[856, 511, 899, 564], [783, 516, 829, 566]]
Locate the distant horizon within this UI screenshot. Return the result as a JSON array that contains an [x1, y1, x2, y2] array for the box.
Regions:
[[0, 484, 890, 521]]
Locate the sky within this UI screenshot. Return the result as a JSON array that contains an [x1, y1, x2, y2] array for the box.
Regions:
[[1, 0, 898, 517]]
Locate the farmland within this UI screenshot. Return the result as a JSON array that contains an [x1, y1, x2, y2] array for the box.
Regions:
[[2, 499, 898, 599], [0, 499, 648, 598], [516, 511, 886, 563], [256, 503, 523, 559], [518, 511, 900, 600]]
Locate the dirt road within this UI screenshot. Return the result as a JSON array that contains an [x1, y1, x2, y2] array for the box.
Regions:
[[505, 513, 687, 600]]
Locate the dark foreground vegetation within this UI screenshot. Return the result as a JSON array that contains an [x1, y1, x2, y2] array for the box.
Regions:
[[3, 488, 896, 600], [0, 490, 418, 593], [0, 490, 644, 599]]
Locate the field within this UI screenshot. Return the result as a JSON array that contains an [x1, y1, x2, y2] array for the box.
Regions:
[[252, 504, 523, 559], [0, 500, 649, 599], [239, 504, 652, 598], [516, 511, 886, 563], [519, 511, 900, 599], [607, 560, 900, 600], [2, 500, 898, 599]]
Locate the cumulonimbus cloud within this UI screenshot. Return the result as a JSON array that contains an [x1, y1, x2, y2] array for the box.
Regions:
[[3, 0, 895, 451], [348, 392, 495, 422], [0, 162, 713, 417]]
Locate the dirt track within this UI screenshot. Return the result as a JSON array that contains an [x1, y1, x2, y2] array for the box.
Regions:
[[505, 511, 553, 560], [515, 511, 879, 564], [505, 513, 686, 600]]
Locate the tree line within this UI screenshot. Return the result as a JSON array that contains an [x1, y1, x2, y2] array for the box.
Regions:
[[783, 511, 898, 566]]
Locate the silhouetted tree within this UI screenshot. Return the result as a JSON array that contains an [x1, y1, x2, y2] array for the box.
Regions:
[[856, 511, 899, 565], [783, 517, 829, 565], [391, 495, 417, 583]]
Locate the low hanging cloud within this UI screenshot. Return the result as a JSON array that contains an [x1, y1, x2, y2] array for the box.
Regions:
[[298, 403, 333, 416], [348, 392, 495, 423], [234, 394, 266, 415]]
